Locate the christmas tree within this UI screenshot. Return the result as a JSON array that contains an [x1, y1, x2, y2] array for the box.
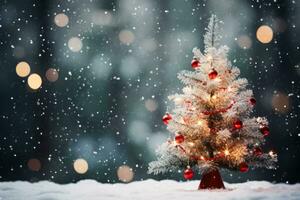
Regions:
[[148, 15, 277, 189]]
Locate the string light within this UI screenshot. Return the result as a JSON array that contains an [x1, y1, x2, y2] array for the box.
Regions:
[[269, 150, 275, 158], [173, 97, 183, 104], [211, 95, 217, 100], [197, 120, 203, 126], [188, 142, 195, 146], [224, 149, 230, 156]]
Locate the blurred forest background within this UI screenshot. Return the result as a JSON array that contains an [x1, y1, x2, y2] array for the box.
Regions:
[[0, 0, 300, 184]]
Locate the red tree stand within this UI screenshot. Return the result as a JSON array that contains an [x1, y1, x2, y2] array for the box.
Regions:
[[198, 168, 225, 189]]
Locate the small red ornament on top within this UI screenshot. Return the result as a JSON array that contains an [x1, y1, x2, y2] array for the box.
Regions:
[[162, 113, 172, 125], [250, 98, 256, 105], [183, 167, 194, 180], [233, 119, 243, 129], [175, 134, 184, 144], [260, 126, 270, 136], [191, 59, 200, 69], [253, 147, 263, 156], [239, 162, 249, 172], [208, 69, 218, 79]]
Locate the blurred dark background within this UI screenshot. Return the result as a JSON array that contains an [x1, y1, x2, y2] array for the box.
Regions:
[[0, 0, 299, 184]]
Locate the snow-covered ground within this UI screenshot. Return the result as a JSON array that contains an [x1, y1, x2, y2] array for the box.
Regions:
[[0, 179, 299, 200]]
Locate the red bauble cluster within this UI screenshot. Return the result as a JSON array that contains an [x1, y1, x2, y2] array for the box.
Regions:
[[239, 162, 249, 172], [191, 59, 200, 69], [175, 134, 184, 144], [183, 167, 194, 180], [260, 126, 270, 136], [250, 98, 256, 106], [208, 69, 218, 79], [233, 119, 243, 129], [253, 147, 263, 156], [162, 113, 172, 125]]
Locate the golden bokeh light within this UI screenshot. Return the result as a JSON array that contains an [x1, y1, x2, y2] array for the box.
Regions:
[[117, 165, 134, 182], [16, 61, 31, 77], [145, 99, 158, 112], [119, 30, 135, 45], [45, 68, 59, 82], [256, 25, 273, 44], [68, 37, 83, 52], [54, 13, 69, 27], [27, 73, 42, 90], [73, 159, 88, 174], [273, 18, 287, 33], [237, 35, 252, 49], [27, 158, 41, 171], [92, 10, 112, 26], [272, 92, 290, 113]]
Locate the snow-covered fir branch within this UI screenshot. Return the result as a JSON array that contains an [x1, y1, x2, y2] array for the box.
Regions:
[[204, 14, 223, 51], [148, 143, 191, 175]]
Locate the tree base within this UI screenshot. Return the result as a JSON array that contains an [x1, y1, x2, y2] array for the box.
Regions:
[[198, 168, 225, 190]]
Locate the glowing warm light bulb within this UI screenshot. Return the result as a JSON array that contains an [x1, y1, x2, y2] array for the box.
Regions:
[[16, 61, 31, 77], [269, 151, 275, 157], [188, 142, 195, 146], [174, 97, 183, 104], [27, 73, 42, 90], [224, 149, 230, 156], [215, 77, 221, 82], [73, 159, 88, 174], [197, 120, 203, 126], [211, 95, 217, 100]]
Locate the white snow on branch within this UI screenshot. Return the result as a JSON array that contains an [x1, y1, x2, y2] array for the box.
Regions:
[[148, 142, 189, 175], [204, 14, 223, 50]]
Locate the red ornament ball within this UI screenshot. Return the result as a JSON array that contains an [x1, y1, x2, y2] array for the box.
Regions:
[[250, 98, 256, 105], [175, 134, 184, 144], [233, 119, 243, 129], [208, 69, 218, 79], [183, 167, 194, 180], [260, 126, 270, 136], [253, 147, 263, 156], [191, 59, 200, 69], [162, 113, 172, 125], [239, 162, 249, 172]]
